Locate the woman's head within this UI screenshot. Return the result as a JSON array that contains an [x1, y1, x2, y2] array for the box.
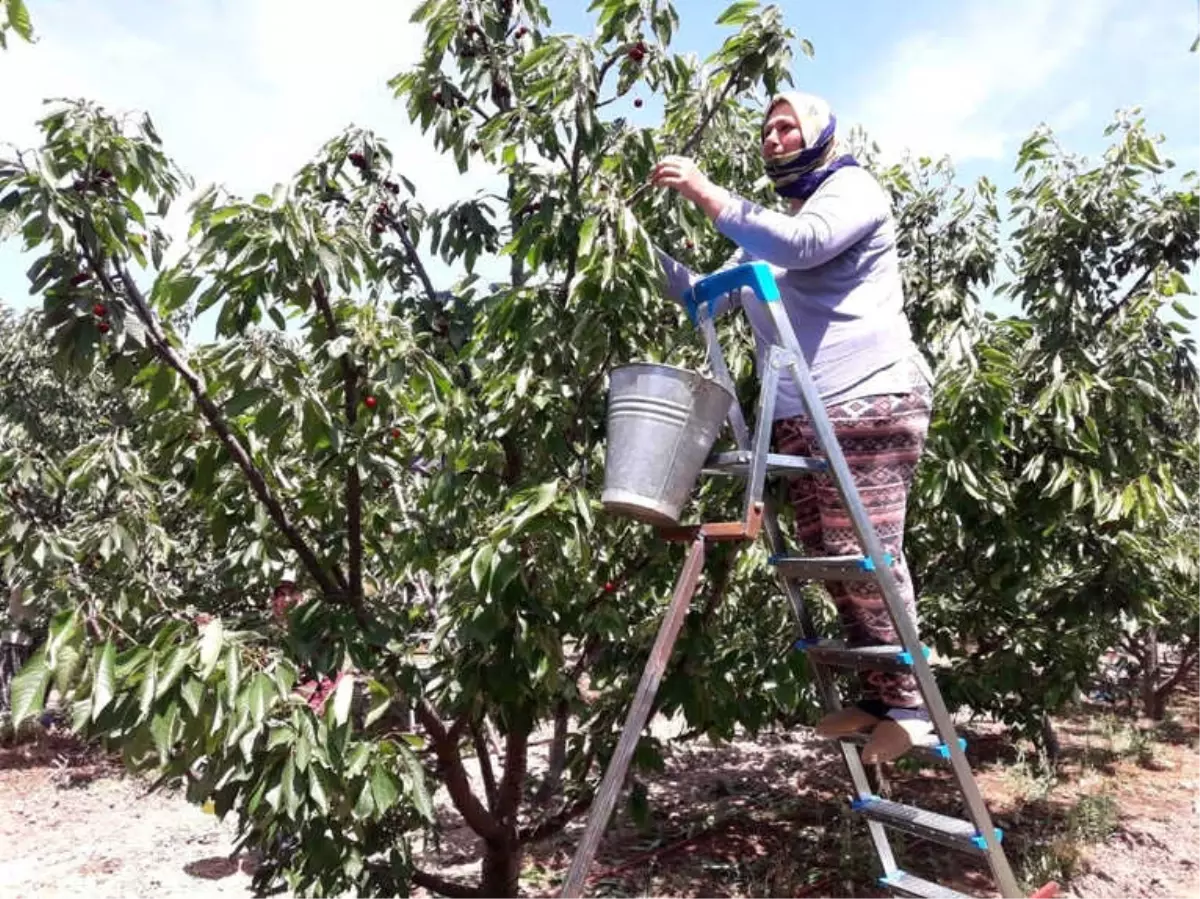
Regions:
[[761, 92, 836, 161], [761, 99, 805, 161], [761, 92, 856, 201]]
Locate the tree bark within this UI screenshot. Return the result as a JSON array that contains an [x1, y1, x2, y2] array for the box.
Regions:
[[1140, 626, 1160, 719], [411, 868, 483, 898], [534, 699, 569, 805], [1040, 712, 1061, 763], [415, 700, 505, 844], [475, 720, 532, 897]]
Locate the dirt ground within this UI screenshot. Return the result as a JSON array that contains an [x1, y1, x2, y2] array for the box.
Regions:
[[1, 696, 1197, 899]]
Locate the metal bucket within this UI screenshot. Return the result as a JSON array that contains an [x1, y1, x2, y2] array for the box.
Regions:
[[602, 363, 734, 526]]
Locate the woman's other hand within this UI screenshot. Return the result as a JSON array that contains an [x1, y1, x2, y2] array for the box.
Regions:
[[650, 155, 732, 221]]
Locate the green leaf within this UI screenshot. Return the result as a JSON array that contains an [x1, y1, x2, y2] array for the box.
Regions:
[[281, 755, 300, 818], [156, 643, 193, 698], [331, 673, 355, 727], [399, 743, 434, 822], [371, 763, 401, 813], [223, 388, 270, 418], [138, 654, 158, 720], [91, 641, 117, 720], [247, 673, 273, 724], [470, 544, 494, 591], [353, 778, 375, 819], [716, 0, 758, 26], [150, 704, 179, 759], [198, 618, 224, 680], [346, 743, 371, 778], [224, 645, 241, 707], [180, 677, 204, 716], [9, 648, 51, 725], [5, 0, 33, 40], [308, 766, 330, 814]]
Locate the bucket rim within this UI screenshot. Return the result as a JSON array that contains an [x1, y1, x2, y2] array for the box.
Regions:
[[609, 361, 736, 400]]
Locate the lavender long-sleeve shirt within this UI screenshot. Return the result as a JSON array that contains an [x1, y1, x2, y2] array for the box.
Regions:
[[658, 166, 930, 420]]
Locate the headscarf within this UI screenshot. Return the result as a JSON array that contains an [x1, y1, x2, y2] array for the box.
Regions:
[[762, 92, 859, 201]]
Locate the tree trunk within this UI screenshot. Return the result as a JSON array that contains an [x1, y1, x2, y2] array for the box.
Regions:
[[1144, 688, 1166, 721], [481, 841, 522, 898], [1140, 627, 1160, 720], [534, 700, 569, 805], [1039, 713, 1061, 763]]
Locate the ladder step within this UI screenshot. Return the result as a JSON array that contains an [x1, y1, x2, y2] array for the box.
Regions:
[[770, 553, 893, 582], [702, 450, 827, 478], [879, 870, 973, 898], [795, 639, 929, 674], [851, 795, 1003, 855]]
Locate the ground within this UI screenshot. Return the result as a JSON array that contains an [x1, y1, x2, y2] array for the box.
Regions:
[[1, 696, 1197, 899]]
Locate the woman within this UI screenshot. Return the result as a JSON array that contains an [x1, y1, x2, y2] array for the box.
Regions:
[[651, 92, 934, 764]]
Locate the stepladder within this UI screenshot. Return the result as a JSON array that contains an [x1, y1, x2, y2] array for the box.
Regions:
[[559, 262, 1023, 899]]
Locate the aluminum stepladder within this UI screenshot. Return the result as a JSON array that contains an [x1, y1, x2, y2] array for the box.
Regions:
[[560, 262, 1021, 899]]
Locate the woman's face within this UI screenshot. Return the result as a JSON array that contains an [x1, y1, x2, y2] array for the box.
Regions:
[[762, 103, 805, 160]]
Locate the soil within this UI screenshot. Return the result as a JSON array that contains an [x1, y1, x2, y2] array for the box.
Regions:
[[1, 696, 1197, 899], [0, 730, 258, 898]]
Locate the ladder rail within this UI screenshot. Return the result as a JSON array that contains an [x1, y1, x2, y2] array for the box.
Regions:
[[699, 313, 902, 879], [759, 295, 1022, 898], [559, 537, 708, 899]]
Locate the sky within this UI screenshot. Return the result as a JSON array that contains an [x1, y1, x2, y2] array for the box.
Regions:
[[0, 0, 1197, 341]]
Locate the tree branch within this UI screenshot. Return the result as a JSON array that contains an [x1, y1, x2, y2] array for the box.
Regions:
[[495, 721, 530, 827], [518, 790, 595, 845], [1097, 266, 1154, 328], [415, 699, 504, 845], [312, 278, 363, 608], [1155, 638, 1199, 701], [624, 59, 749, 206], [472, 720, 499, 811], [410, 868, 483, 899], [382, 206, 439, 308], [97, 254, 349, 606]]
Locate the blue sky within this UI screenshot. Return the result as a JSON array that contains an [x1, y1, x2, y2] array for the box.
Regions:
[[1, 0, 1197, 340]]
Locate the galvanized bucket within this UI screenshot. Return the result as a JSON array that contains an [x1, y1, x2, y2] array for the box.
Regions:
[[601, 363, 735, 526]]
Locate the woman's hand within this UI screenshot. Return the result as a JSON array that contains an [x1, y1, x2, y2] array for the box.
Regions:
[[650, 155, 733, 221]]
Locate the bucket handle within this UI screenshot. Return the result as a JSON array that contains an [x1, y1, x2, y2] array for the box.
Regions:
[[684, 261, 781, 323]]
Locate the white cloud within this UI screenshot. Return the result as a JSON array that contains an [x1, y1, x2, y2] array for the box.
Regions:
[[0, 0, 507, 315], [844, 0, 1117, 162]]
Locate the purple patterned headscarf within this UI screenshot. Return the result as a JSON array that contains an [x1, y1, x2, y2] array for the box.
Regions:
[[762, 92, 859, 201]]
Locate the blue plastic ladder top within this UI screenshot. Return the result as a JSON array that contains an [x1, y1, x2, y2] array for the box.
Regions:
[[684, 260, 780, 323]]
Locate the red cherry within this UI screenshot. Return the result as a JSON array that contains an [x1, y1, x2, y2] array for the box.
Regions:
[[629, 42, 646, 62], [633, 97, 644, 108], [515, 26, 528, 39], [385, 180, 400, 194], [604, 581, 616, 593], [684, 240, 694, 250], [97, 322, 110, 334], [391, 427, 402, 439], [364, 396, 378, 409], [72, 272, 92, 286], [432, 90, 444, 106], [348, 152, 367, 169], [92, 303, 107, 317]]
